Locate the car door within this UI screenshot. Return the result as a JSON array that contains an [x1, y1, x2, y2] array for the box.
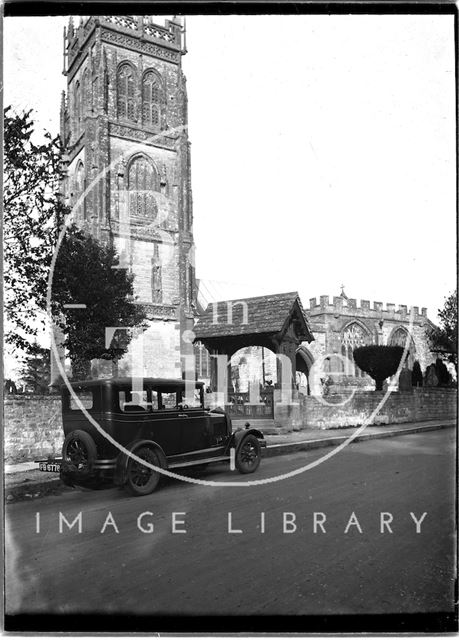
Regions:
[[175, 387, 210, 453]]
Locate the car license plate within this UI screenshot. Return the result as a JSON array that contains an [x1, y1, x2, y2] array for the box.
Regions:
[[38, 461, 61, 473]]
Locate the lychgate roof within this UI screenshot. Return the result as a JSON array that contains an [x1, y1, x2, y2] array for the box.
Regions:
[[193, 291, 313, 342]]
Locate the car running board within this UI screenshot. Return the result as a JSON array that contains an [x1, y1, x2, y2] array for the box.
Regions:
[[168, 455, 229, 469]]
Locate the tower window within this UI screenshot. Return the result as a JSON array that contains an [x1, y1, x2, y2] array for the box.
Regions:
[[127, 156, 159, 223], [151, 242, 162, 303], [74, 81, 81, 134], [142, 71, 162, 128], [75, 161, 85, 218], [117, 63, 136, 122]]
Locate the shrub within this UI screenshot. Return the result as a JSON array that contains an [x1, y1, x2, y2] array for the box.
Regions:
[[412, 360, 423, 387], [353, 345, 405, 391], [435, 358, 451, 386]]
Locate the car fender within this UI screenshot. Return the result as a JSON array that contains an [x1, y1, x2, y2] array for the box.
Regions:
[[225, 427, 265, 454], [114, 439, 168, 487]]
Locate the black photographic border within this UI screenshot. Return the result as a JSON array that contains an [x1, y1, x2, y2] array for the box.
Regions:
[[2, 0, 458, 634]]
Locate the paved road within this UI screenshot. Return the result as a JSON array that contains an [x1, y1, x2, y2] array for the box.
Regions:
[[5, 429, 456, 620]]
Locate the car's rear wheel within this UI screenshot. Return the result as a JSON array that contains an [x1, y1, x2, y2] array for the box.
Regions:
[[235, 434, 261, 474], [126, 446, 162, 496], [61, 430, 98, 487]]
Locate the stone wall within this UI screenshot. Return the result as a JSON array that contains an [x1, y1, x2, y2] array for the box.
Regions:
[[4, 388, 456, 463], [4, 396, 64, 464], [300, 388, 457, 430]]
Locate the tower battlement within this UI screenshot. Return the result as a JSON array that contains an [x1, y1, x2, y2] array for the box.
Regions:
[[308, 296, 427, 320], [64, 16, 184, 74]]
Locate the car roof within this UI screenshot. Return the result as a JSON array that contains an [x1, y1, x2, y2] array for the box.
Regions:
[[62, 377, 205, 390]]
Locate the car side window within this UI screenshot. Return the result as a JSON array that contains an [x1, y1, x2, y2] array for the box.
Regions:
[[151, 390, 159, 411], [159, 391, 177, 410], [119, 390, 148, 412], [179, 388, 202, 408], [70, 390, 93, 410]]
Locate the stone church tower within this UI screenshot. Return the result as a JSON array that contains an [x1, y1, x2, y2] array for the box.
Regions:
[[59, 15, 195, 379]]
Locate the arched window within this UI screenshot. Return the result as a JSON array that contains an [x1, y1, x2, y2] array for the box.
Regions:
[[75, 161, 85, 218], [117, 63, 136, 121], [389, 327, 416, 368], [142, 70, 162, 127], [127, 156, 158, 223], [341, 322, 372, 377], [74, 81, 81, 133], [151, 242, 162, 303]]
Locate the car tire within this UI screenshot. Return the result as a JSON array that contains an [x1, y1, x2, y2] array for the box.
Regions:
[[126, 446, 162, 496], [235, 434, 261, 474], [61, 430, 98, 487]]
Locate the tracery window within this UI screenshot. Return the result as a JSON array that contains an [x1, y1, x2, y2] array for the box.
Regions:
[[341, 322, 372, 377], [389, 327, 416, 368], [117, 63, 136, 121], [142, 70, 162, 127], [127, 156, 158, 223]]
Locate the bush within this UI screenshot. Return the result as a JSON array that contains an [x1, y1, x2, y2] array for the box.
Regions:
[[353, 345, 405, 391], [412, 361, 423, 387], [435, 358, 451, 386]]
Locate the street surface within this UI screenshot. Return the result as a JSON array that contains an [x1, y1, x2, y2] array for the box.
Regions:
[[5, 429, 456, 618]]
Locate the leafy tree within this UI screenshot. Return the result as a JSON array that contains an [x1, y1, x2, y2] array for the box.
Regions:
[[411, 360, 423, 387], [435, 358, 451, 386], [353, 345, 405, 391], [19, 343, 51, 394], [4, 107, 64, 352], [51, 224, 147, 380], [428, 290, 457, 369]]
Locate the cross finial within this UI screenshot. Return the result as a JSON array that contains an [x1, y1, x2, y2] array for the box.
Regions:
[[340, 284, 348, 299]]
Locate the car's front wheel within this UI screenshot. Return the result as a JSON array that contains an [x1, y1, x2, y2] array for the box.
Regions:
[[235, 434, 261, 474], [126, 446, 162, 496]]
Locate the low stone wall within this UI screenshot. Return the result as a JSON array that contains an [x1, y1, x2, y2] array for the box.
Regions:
[[3, 388, 457, 462], [300, 387, 457, 430], [4, 395, 63, 464]]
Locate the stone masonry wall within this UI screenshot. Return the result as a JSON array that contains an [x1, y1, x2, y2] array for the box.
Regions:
[[4, 396, 64, 464], [4, 388, 456, 463], [301, 388, 457, 430]]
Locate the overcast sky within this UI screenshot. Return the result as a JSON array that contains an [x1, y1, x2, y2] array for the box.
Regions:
[[4, 13, 456, 321]]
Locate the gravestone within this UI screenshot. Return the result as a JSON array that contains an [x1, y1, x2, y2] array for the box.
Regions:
[[424, 364, 439, 387], [398, 368, 413, 391]]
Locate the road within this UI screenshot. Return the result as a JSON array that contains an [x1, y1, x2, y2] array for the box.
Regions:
[[5, 429, 456, 626]]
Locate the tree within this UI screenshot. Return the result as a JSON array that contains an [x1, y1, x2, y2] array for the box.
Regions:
[[51, 224, 147, 380], [19, 343, 51, 394], [353, 346, 405, 391], [4, 107, 64, 352], [428, 290, 457, 370], [435, 358, 451, 386]]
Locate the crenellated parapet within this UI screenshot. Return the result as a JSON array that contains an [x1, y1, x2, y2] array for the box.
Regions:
[[64, 16, 185, 76], [308, 295, 428, 322]]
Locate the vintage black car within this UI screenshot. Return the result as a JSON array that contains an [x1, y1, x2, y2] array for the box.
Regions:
[[45, 378, 266, 496]]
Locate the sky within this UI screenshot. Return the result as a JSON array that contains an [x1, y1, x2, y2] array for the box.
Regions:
[[3, 13, 457, 324]]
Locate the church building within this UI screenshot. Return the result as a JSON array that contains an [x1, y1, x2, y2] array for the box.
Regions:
[[58, 15, 195, 379], [56, 15, 437, 394]]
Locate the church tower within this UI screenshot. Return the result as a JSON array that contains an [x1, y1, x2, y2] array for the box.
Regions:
[[60, 15, 195, 378]]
